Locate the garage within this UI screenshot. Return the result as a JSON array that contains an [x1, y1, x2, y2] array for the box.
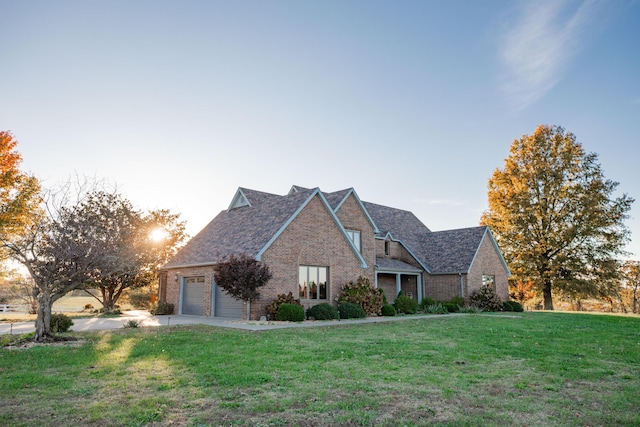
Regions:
[[181, 276, 206, 315], [214, 282, 243, 319]]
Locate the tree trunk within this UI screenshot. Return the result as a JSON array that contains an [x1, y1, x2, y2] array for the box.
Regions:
[[34, 291, 53, 341], [542, 279, 554, 310], [101, 286, 116, 311]]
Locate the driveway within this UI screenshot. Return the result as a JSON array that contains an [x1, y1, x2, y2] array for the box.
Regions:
[[1, 310, 463, 335]]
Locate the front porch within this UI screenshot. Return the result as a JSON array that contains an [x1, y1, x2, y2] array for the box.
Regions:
[[374, 258, 423, 303]]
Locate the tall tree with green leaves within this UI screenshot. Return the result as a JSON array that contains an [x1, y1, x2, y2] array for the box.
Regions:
[[481, 125, 633, 310]]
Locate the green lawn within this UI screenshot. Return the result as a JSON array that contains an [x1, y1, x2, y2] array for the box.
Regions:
[[1, 312, 639, 426]]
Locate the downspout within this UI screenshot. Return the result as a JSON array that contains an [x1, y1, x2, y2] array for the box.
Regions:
[[459, 273, 464, 299]]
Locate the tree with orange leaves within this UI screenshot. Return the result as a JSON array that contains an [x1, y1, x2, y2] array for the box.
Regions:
[[0, 131, 41, 248]]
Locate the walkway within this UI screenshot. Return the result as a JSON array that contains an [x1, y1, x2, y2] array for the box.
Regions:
[[0, 310, 462, 335]]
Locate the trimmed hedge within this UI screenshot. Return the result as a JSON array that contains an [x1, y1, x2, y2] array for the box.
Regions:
[[503, 300, 524, 312], [266, 292, 303, 321], [338, 302, 366, 319], [306, 303, 339, 320], [381, 304, 397, 317], [277, 303, 305, 322]]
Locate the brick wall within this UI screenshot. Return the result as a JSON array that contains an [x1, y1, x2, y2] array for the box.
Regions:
[[257, 194, 368, 318], [424, 274, 464, 301], [467, 233, 510, 300], [334, 194, 376, 282]]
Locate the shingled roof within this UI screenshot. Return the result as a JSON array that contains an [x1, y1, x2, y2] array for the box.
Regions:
[[164, 185, 505, 275], [164, 187, 315, 268], [420, 226, 491, 274]]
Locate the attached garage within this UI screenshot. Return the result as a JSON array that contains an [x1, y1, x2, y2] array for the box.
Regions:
[[213, 282, 243, 319], [181, 276, 206, 315]]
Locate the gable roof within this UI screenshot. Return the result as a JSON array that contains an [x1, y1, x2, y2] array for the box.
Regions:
[[420, 226, 489, 274], [324, 188, 379, 233], [164, 186, 367, 269], [362, 201, 432, 271], [164, 185, 508, 276]]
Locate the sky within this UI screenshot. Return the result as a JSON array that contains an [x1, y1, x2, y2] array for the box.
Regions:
[[1, 0, 639, 258]]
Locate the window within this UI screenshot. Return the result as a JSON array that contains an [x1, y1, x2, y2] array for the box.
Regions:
[[384, 240, 390, 256], [299, 266, 328, 300], [482, 275, 496, 290], [346, 230, 361, 252]]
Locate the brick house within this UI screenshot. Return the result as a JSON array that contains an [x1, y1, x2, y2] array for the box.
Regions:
[[159, 185, 510, 319]]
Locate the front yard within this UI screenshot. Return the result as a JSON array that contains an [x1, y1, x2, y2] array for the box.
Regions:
[[1, 312, 638, 426]]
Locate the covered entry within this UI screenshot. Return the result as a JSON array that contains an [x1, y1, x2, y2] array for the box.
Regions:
[[375, 258, 423, 304]]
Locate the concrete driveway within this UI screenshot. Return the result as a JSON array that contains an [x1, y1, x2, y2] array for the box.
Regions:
[[0, 310, 464, 335]]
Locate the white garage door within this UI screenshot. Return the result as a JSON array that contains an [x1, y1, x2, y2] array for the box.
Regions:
[[182, 276, 206, 315], [214, 283, 243, 319]]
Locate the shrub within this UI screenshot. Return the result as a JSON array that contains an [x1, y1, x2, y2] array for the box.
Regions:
[[337, 276, 385, 316], [83, 303, 94, 311], [381, 304, 397, 317], [99, 308, 122, 316], [338, 302, 366, 319], [470, 285, 503, 312], [277, 303, 305, 322], [50, 313, 74, 334], [266, 292, 303, 321], [123, 320, 140, 328], [394, 294, 418, 314], [306, 303, 339, 320], [420, 297, 437, 309], [423, 303, 448, 314], [442, 302, 460, 313], [449, 295, 465, 307], [150, 301, 174, 315], [503, 300, 524, 312]]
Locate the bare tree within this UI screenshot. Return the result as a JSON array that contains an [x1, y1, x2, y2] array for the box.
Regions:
[[1, 177, 115, 340]]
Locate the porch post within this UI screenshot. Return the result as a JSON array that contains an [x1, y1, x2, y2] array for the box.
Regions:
[[396, 273, 401, 296], [416, 273, 422, 302]]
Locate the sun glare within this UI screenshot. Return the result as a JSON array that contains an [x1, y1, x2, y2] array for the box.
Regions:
[[150, 228, 169, 242]]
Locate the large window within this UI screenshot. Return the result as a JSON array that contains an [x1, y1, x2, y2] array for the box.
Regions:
[[346, 230, 361, 252], [299, 266, 328, 300], [482, 275, 496, 290]]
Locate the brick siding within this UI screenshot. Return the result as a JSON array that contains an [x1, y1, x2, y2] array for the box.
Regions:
[[257, 194, 368, 318]]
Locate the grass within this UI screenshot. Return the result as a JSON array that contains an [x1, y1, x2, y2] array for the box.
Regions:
[[1, 312, 639, 426]]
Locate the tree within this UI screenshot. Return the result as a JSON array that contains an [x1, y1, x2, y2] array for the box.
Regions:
[[509, 279, 536, 308], [0, 172, 186, 340], [481, 125, 634, 310], [0, 131, 41, 249], [5, 197, 101, 340], [71, 191, 187, 311], [620, 260, 640, 314], [213, 254, 272, 319]]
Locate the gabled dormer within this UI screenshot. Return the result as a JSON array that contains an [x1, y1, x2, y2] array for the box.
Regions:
[[288, 185, 312, 195], [227, 188, 251, 211]]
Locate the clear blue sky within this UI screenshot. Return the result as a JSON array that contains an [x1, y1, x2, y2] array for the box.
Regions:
[[1, 1, 639, 258]]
